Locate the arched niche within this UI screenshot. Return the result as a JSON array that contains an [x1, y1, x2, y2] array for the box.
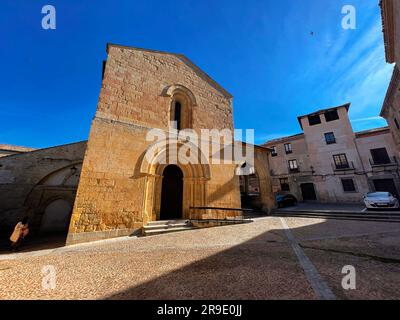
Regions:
[[163, 84, 197, 130]]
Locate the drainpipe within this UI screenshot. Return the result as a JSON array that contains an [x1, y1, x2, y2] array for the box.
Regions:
[[354, 136, 369, 192]]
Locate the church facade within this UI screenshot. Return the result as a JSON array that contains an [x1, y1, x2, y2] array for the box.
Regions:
[[0, 44, 274, 245], [67, 44, 274, 244]]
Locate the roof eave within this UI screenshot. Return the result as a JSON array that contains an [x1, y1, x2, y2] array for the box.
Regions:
[[297, 103, 351, 129], [380, 0, 396, 63]]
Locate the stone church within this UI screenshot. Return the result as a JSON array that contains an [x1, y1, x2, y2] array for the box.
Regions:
[[0, 44, 274, 245]]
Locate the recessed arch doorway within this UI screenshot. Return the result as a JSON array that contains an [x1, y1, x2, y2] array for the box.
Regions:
[[160, 165, 184, 220]]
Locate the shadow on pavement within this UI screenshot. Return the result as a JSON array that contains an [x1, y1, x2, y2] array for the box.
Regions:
[[101, 217, 400, 300], [0, 233, 67, 254]]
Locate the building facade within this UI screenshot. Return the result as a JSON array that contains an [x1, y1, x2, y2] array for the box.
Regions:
[[263, 104, 400, 203], [380, 0, 400, 153], [0, 44, 275, 244]]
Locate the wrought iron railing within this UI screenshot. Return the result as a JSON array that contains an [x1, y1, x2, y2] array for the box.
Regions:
[[332, 161, 355, 171], [369, 156, 398, 166], [288, 166, 300, 173]]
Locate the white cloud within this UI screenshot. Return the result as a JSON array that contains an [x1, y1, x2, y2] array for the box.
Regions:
[[350, 116, 384, 123]]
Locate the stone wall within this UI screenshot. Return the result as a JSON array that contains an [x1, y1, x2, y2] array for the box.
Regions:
[[0, 141, 86, 237], [96, 45, 233, 133]]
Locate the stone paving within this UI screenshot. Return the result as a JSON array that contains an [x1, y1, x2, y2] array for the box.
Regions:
[[1, 216, 400, 300], [277, 202, 366, 212]]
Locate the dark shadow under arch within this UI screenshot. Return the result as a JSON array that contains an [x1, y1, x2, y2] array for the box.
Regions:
[[160, 165, 184, 220]]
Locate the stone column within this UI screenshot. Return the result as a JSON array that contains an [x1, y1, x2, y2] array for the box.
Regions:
[[143, 174, 162, 223], [183, 177, 195, 219]]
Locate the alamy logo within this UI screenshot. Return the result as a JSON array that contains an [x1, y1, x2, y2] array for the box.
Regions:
[[42, 5, 56, 30], [341, 5, 356, 30], [42, 265, 56, 290], [341, 265, 356, 290]]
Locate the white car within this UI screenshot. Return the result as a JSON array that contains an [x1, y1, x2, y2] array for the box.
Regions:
[[363, 192, 399, 209]]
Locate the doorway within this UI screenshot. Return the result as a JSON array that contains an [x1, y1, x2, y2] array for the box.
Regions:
[[300, 183, 317, 201], [160, 165, 184, 220], [373, 179, 399, 198], [40, 199, 72, 233], [239, 173, 262, 210]]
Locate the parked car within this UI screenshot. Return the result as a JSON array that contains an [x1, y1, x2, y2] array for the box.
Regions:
[[276, 194, 298, 208], [363, 192, 399, 209]]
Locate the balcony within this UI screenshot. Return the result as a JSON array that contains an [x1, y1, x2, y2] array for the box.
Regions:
[[288, 166, 300, 173], [332, 161, 355, 172], [326, 138, 336, 145], [369, 156, 398, 170]]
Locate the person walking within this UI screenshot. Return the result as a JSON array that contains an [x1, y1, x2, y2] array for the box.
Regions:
[[10, 216, 29, 251]]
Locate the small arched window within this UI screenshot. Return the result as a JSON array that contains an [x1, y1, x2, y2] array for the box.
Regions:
[[165, 85, 197, 130], [173, 101, 182, 131]]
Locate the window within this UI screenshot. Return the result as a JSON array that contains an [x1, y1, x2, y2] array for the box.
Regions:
[[324, 110, 339, 122], [324, 132, 336, 144], [288, 159, 298, 172], [173, 101, 182, 130], [333, 154, 349, 169], [284, 143, 292, 154], [280, 178, 290, 191], [271, 146, 277, 157], [395, 118, 400, 130], [308, 114, 321, 126], [370, 148, 391, 165], [342, 179, 356, 192]]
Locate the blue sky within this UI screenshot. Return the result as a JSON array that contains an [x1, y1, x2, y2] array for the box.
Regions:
[[0, 0, 394, 148]]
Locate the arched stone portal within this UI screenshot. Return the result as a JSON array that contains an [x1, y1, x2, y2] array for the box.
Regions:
[[140, 141, 210, 223]]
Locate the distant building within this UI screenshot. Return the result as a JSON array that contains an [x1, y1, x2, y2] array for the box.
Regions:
[[263, 104, 400, 203], [0, 144, 36, 157], [380, 0, 400, 152]]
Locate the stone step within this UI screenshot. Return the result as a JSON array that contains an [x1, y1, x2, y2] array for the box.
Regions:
[[143, 219, 195, 236], [146, 219, 189, 226], [143, 225, 196, 236], [143, 223, 190, 230]]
